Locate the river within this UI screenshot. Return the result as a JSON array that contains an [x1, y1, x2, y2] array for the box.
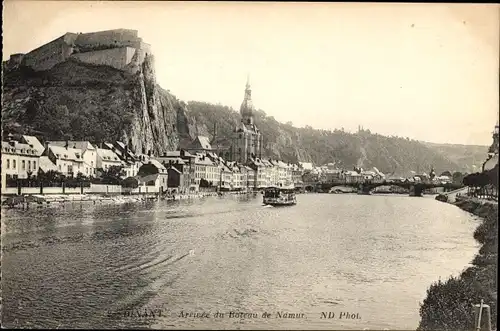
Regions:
[[1, 193, 480, 330]]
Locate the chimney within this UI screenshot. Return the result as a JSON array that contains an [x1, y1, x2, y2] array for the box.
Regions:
[[65, 140, 69, 149], [180, 149, 185, 157]]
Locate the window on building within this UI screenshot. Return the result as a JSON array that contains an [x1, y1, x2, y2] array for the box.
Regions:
[[6, 159, 10, 169], [13, 160, 16, 169], [59, 165, 61, 171], [28, 161, 31, 171], [22, 160, 26, 170]]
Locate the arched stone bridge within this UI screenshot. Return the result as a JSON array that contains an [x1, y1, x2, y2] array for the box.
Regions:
[[308, 181, 463, 196]]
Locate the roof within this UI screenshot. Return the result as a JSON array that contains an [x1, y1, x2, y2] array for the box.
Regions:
[[372, 167, 385, 177], [21, 135, 45, 155], [39, 156, 58, 172], [47, 140, 96, 152], [299, 162, 313, 170], [138, 173, 161, 184], [276, 161, 288, 168], [210, 137, 232, 149], [2, 141, 40, 156], [362, 171, 376, 176], [48, 145, 84, 162], [96, 148, 121, 162], [262, 159, 273, 167], [110, 141, 135, 156], [195, 155, 215, 166], [115, 141, 126, 149], [187, 136, 213, 151], [149, 159, 167, 172], [346, 171, 362, 176], [164, 151, 196, 158], [220, 162, 232, 172], [167, 167, 181, 174], [156, 156, 186, 165]]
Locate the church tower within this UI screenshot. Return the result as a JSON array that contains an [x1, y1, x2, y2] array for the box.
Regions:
[[240, 75, 254, 126], [231, 75, 262, 164]]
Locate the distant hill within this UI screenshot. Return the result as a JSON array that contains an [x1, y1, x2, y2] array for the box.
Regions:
[[420, 142, 488, 174], [186, 101, 488, 176]]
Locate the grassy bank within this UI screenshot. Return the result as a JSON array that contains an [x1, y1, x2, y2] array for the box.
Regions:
[[418, 198, 498, 331]]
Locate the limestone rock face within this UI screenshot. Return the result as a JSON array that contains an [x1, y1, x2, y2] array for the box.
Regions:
[[2, 54, 195, 155]]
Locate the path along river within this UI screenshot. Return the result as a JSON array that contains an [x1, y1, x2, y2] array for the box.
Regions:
[[1, 193, 480, 329]]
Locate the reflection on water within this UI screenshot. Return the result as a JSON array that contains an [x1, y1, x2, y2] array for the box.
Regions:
[[1, 194, 480, 329]]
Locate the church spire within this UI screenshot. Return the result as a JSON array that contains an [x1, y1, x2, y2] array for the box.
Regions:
[[240, 74, 254, 124]]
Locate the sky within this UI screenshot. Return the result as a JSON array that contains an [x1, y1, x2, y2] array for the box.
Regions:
[[3, 1, 499, 145]]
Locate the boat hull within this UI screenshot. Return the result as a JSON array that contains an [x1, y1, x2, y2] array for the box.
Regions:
[[263, 198, 296, 206], [264, 201, 296, 206]]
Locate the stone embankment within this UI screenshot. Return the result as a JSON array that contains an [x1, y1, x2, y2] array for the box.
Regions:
[[1, 191, 257, 209], [418, 196, 498, 331]]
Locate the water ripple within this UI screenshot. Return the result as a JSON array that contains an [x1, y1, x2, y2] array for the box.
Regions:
[[1, 194, 480, 330]]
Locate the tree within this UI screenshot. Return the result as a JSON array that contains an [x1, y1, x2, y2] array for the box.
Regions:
[[200, 178, 210, 187], [100, 166, 125, 185], [486, 164, 498, 188], [76, 172, 87, 181], [39, 170, 65, 184], [452, 172, 464, 184], [122, 176, 139, 188], [440, 171, 452, 177], [137, 163, 159, 177]]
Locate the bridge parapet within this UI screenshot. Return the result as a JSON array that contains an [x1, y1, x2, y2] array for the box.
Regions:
[[315, 180, 463, 193]]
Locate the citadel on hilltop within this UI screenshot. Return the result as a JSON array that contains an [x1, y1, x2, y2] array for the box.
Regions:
[[4, 29, 152, 72]]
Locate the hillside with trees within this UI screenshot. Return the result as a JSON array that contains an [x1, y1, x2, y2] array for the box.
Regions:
[[186, 101, 488, 176]]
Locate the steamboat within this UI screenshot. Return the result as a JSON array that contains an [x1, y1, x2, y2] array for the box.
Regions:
[[263, 186, 297, 206]]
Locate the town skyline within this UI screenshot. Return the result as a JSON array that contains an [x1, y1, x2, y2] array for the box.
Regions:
[[3, 1, 499, 146]]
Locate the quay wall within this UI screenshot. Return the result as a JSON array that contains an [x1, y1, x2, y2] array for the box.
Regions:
[[418, 197, 498, 331], [2, 187, 86, 195], [1, 184, 162, 196], [88, 184, 122, 194]]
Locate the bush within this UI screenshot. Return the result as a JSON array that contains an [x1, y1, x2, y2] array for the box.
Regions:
[[418, 203, 498, 331]]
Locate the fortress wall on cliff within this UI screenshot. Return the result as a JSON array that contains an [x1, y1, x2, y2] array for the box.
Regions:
[[70, 47, 137, 71], [22, 33, 77, 71], [74, 29, 140, 50], [15, 29, 150, 72]]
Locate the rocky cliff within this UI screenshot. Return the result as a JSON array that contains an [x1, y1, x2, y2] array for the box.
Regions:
[[2, 58, 488, 174], [2, 55, 193, 155]]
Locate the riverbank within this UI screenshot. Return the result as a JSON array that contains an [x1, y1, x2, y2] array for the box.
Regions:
[[1, 190, 257, 209], [418, 197, 498, 331]]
